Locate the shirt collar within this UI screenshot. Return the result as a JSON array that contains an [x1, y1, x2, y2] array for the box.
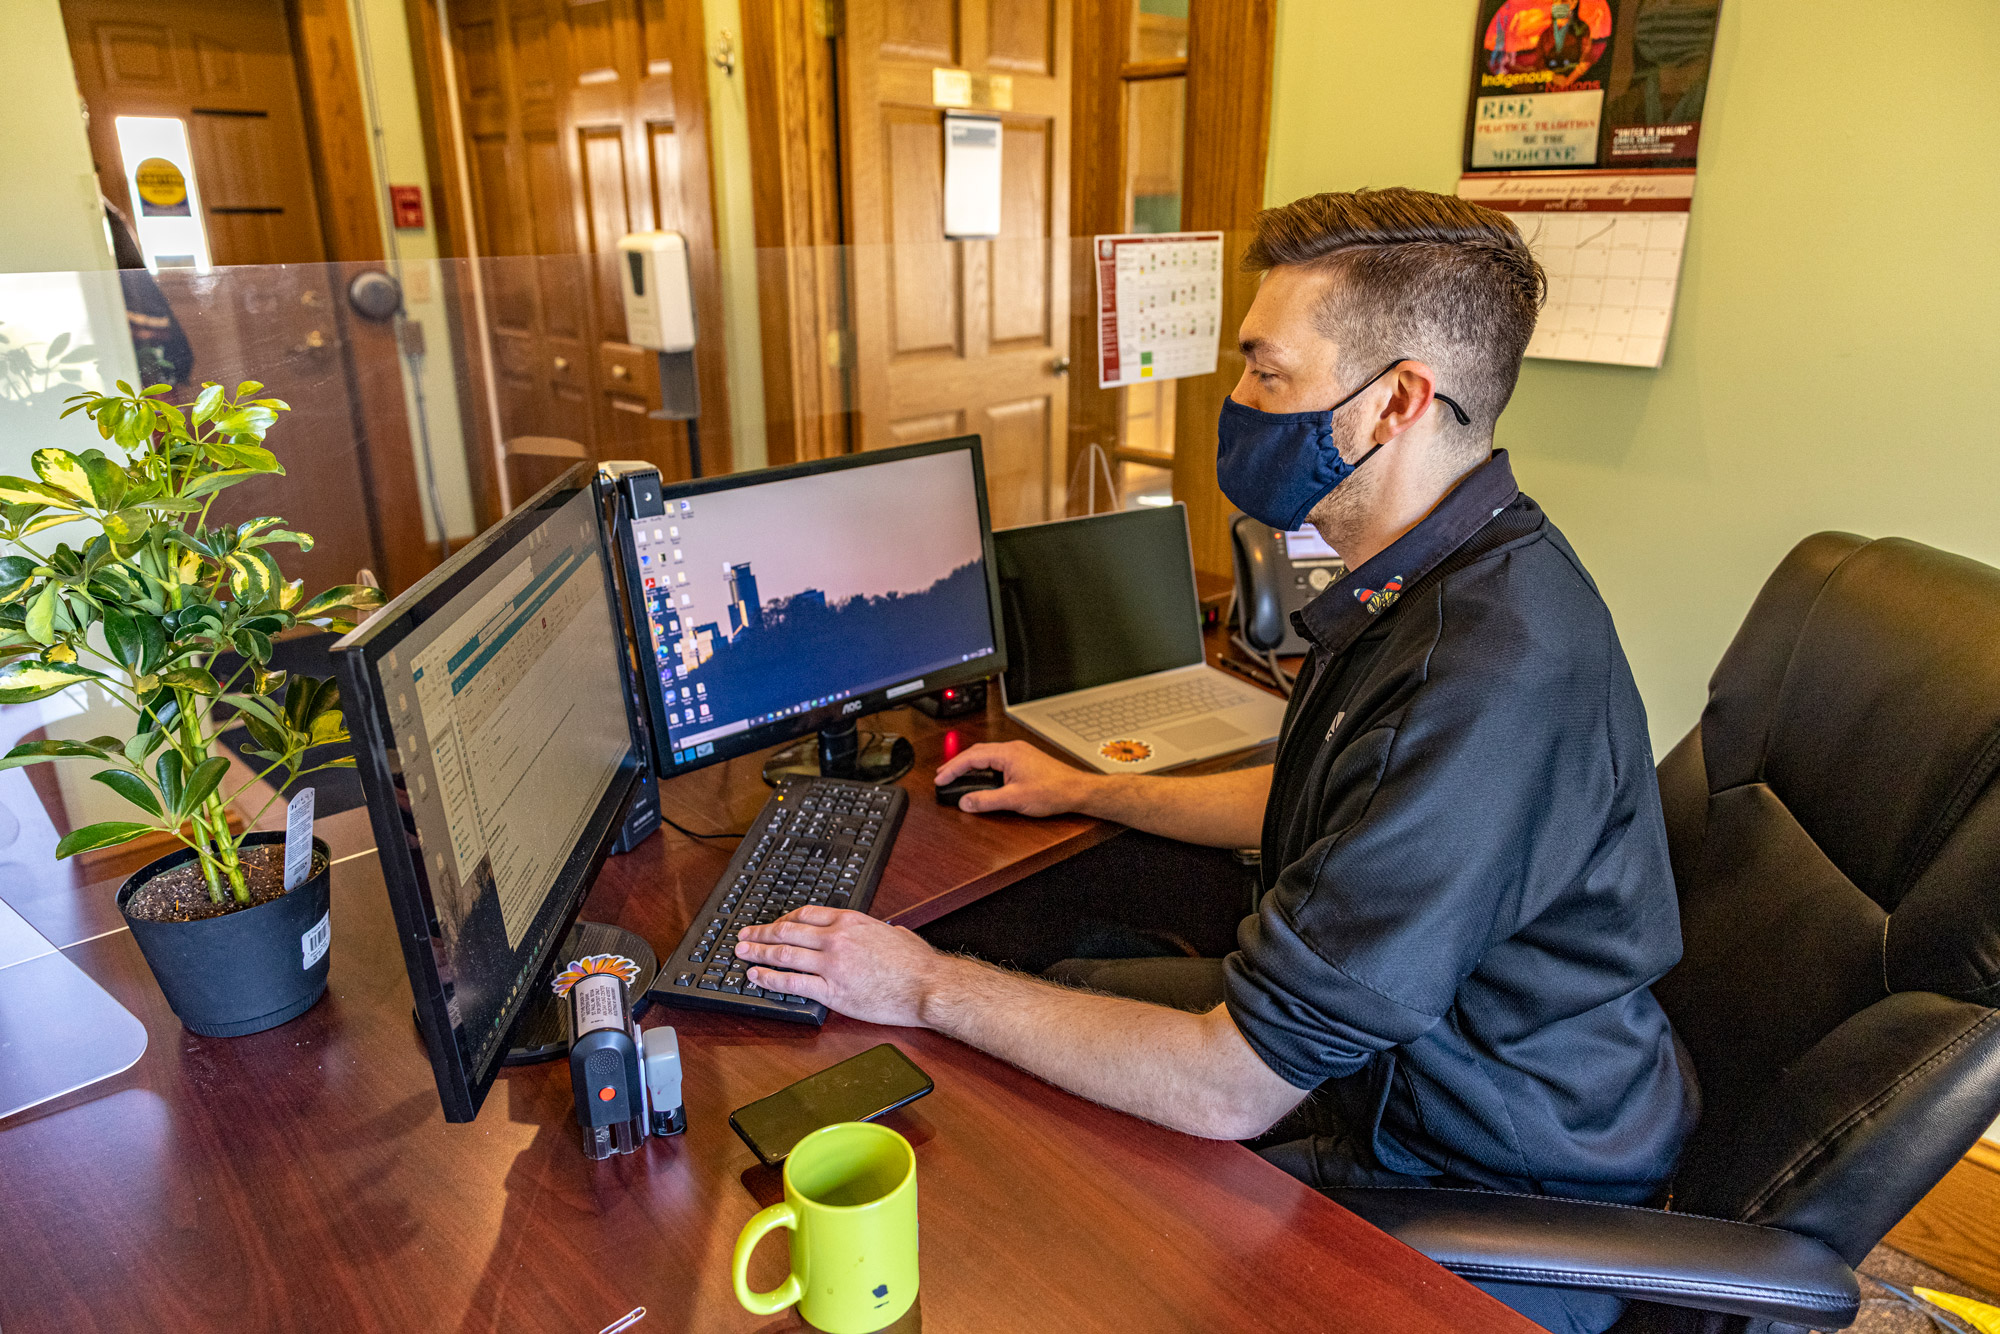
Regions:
[[1293, 449, 1522, 657]]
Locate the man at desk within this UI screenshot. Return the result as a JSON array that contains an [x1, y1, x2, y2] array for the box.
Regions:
[[737, 187, 1694, 1334]]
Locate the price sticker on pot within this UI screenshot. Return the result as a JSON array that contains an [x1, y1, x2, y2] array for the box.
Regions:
[[284, 787, 316, 890]]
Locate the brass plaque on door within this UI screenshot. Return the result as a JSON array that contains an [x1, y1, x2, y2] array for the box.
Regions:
[[931, 69, 1012, 112]]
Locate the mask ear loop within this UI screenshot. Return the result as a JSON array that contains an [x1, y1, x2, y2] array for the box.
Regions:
[[1434, 393, 1471, 426]]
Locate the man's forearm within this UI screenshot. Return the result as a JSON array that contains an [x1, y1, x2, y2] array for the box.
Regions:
[[915, 952, 1300, 1140], [1078, 765, 1272, 848]]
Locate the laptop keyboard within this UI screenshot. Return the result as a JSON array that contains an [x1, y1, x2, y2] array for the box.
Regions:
[[1047, 676, 1253, 742]]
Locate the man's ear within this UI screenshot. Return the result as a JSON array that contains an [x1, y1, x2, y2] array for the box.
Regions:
[[1371, 361, 1444, 444]]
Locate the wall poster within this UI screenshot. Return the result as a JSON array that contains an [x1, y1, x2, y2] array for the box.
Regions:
[[1461, 0, 1723, 367], [1464, 0, 1722, 172]]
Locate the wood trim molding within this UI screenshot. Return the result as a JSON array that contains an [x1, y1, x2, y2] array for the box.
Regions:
[[1119, 57, 1188, 80], [1173, 0, 1276, 577], [1064, 0, 1129, 510], [740, 0, 850, 465], [288, 0, 385, 264]]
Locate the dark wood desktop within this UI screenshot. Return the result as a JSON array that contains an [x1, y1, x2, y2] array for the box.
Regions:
[[0, 640, 1539, 1332]]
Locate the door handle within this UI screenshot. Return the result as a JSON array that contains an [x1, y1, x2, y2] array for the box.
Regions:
[[1050, 356, 1070, 377]]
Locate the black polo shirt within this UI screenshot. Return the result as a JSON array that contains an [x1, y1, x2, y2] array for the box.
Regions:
[[1224, 450, 1696, 1200]]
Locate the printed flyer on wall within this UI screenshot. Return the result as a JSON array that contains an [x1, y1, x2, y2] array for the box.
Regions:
[[1464, 0, 1721, 173]]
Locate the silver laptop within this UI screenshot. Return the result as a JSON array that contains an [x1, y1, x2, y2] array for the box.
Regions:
[[994, 504, 1287, 775]]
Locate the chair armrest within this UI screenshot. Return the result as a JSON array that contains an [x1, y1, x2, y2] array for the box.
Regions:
[[1329, 1187, 1861, 1328]]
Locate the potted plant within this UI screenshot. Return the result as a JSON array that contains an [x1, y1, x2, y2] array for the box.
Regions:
[[0, 379, 384, 1036]]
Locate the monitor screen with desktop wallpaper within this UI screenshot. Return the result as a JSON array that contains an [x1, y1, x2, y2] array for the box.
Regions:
[[619, 437, 1007, 778]]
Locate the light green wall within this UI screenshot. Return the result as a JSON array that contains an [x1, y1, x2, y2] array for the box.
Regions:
[[0, 0, 113, 275], [1267, 0, 2000, 751]]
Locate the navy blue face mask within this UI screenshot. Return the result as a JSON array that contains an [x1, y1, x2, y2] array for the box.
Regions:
[[1215, 359, 1471, 531]]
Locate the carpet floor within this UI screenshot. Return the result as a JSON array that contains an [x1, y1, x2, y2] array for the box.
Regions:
[[1838, 1244, 1998, 1332]]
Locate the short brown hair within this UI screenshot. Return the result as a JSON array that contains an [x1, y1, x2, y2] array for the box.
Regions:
[[1244, 188, 1546, 438]]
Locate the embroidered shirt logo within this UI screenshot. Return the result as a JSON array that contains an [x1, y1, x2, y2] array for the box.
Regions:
[[1354, 576, 1404, 615]]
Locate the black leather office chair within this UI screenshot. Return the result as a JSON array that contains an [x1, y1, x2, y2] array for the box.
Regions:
[[1334, 534, 2000, 1334]]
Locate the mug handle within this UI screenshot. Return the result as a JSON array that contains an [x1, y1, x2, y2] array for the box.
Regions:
[[732, 1200, 804, 1314]]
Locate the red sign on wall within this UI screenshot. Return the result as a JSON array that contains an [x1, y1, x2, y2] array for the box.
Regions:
[[389, 185, 425, 230]]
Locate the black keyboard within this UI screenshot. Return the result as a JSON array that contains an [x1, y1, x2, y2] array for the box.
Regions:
[[650, 775, 907, 1024]]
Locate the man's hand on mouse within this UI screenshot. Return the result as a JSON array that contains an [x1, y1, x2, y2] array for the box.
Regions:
[[933, 741, 1101, 816], [736, 906, 940, 1026]]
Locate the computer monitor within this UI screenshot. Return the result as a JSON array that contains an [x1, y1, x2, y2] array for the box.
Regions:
[[335, 467, 643, 1122], [995, 504, 1207, 705], [613, 436, 1006, 785]]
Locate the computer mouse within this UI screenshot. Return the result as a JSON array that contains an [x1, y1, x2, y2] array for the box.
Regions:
[[935, 768, 1006, 807]]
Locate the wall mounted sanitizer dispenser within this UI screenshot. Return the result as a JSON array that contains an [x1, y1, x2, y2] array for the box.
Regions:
[[616, 231, 697, 353]]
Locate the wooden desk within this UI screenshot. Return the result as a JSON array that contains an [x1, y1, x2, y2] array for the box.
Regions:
[[0, 695, 1536, 1333]]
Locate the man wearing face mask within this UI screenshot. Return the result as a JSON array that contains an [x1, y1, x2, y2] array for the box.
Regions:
[[736, 188, 1693, 1334]]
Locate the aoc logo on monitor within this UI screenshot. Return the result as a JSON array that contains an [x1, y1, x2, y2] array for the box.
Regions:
[[842, 699, 864, 716]]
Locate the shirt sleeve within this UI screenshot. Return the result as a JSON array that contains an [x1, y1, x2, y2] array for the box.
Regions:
[[1225, 582, 1617, 1090]]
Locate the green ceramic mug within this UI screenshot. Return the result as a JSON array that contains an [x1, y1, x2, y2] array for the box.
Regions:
[[732, 1121, 919, 1333]]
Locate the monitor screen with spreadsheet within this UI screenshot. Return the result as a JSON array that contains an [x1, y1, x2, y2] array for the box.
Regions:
[[335, 468, 640, 1122]]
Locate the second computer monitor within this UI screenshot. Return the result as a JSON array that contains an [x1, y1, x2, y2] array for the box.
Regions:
[[621, 436, 1006, 778]]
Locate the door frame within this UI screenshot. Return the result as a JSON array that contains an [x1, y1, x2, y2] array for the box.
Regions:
[[740, 0, 852, 467]]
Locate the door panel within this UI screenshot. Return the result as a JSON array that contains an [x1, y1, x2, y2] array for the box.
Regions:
[[445, 0, 730, 487], [843, 0, 1072, 528], [63, 0, 389, 592], [987, 0, 1054, 75]]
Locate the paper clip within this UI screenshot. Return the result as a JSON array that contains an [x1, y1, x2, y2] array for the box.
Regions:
[[599, 1307, 646, 1334]]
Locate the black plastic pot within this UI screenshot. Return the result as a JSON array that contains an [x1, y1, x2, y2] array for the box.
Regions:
[[116, 829, 333, 1038]]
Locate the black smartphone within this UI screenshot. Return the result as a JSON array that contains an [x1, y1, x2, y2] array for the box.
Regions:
[[729, 1044, 934, 1167]]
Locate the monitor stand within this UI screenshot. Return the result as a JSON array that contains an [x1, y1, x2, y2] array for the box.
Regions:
[[500, 920, 660, 1065], [761, 717, 915, 788]]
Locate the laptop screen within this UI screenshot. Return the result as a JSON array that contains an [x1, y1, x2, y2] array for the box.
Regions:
[[994, 505, 1206, 704]]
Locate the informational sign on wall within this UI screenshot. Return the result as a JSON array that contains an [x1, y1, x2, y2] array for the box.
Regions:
[[1093, 231, 1224, 390], [1459, 170, 1693, 368]]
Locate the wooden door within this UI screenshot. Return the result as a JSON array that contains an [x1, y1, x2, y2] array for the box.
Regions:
[[62, 0, 387, 594], [839, 0, 1072, 527], [445, 0, 731, 487]]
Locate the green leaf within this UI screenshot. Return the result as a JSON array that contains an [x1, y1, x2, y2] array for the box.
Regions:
[[283, 676, 327, 732], [192, 383, 224, 424], [0, 737, 115, 770], [161, 665, 221, 695], [23, 584, 60, 645], [55, 822, 155, 860], [124, 729, 166, 764], [181, 466, 277, 501], [236, 380, 264, 397], [0, 659, 108, 704], [31, 449, 95, 503], [102, 606, 164, 672], [241, 527, 313, 553], [225, 551, 274, 608], [295, 584, 386, 619], [320, 755, 357, 769], [240, 711, 289, 758], [80, 455, 129, 511], [0, 476, 78, 507], [177, 756, 230, 817], [90, 769, 162, 816], [307, 712, 346, 746], [101, 508, 151, 545], [232, 626, 272, 663], [155, 750, 184, 812], [0, 556, 34, 603], [223, 692, 286, 732]]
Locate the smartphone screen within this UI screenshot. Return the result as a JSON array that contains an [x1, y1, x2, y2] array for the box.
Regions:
[[729, 1044, 934, 1165]]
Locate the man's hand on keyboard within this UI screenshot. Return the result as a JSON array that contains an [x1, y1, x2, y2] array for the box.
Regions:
[[737, 906, 938, 1027], [933, 741, 1099, 817]]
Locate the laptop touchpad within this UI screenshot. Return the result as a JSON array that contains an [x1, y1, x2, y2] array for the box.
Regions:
[[1156, 717, 1245, 750]]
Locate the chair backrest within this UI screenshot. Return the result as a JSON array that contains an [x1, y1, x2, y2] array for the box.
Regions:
[[1652, 533, 2000, 1265]]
